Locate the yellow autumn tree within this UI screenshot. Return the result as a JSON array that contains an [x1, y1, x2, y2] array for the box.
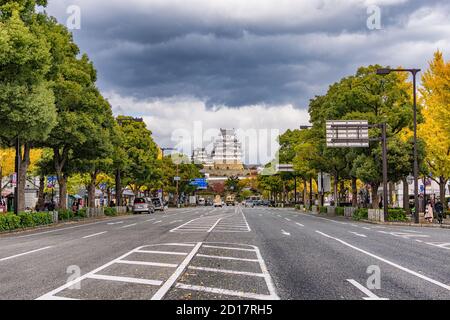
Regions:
[[0, 148, 42, 191], [419, 51, 450, 207]]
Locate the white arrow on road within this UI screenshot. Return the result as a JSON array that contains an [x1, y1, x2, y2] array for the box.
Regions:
[[281, 229, 291, 236], [349, 231, 367, 238]]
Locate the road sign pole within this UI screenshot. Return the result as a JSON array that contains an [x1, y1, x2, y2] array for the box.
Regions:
[[382, 123, 389, 220]]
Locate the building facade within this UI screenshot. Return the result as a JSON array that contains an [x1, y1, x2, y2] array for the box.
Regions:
[[211, 129, 244, 170]]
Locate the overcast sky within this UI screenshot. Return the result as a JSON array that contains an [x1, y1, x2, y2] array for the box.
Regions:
[[44, 0, 450, 164]]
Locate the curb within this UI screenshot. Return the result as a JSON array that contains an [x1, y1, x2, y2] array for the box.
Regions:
[[0, 214, 134, 237], [294, 209, 450, 229]]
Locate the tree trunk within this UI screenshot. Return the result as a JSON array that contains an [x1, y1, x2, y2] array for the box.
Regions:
[[371, 183, 380, 209], [17, 143, 31, 212], [402, 177, 410, 214], [36, 176, 46, 211], [87, 171, 98, 208], [115, 169, 121, 207], [351, 177, 358, 207], [439, 176, 448, 210], [333, 173, 338, 206], [303, 179, 307, 206], [58, 175, 68, 209], [309, 176, 313, 206]]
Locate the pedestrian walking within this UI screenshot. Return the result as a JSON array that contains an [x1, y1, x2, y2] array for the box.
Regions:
[[435, 200, 444, 225], [425, 200, 433, 223]]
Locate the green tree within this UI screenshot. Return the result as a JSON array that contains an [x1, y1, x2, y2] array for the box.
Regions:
[[0, 7, 56, 211]]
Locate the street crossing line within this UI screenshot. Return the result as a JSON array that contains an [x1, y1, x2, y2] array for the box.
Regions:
[[196, 254, 259, 262], [116, 260, 178, 268], [188, 266, 265, 277], [87, 274, 163, 286], [174, 283, 274, 300], [136, 250, 188, 256]]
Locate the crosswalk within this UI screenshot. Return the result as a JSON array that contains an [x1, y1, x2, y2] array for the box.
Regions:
[[37, 242, 279, 300]]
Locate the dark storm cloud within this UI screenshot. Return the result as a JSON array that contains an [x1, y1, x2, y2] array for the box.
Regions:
[[44, 0, 450, 108]]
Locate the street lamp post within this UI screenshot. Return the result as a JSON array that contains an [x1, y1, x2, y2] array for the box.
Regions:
[[377, 68, 421, 223], [160, 147, 176, 204]]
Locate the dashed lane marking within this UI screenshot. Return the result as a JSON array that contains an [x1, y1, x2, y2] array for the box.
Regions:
[[82, 231, 108, 239], [0, 246, 53, 262], [349, 231, 367, 238], [119, 223, 137, 229]]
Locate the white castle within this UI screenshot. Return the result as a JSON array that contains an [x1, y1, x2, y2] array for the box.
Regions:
[[192, 129, 244, 170]]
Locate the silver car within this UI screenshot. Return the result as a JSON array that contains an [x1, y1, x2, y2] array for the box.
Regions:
[[132, 197, 155, 214]]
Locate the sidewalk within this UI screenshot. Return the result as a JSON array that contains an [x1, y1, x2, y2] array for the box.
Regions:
[[298, 209, 450, 229]]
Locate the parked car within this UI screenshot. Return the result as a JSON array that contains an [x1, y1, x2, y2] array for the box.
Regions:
[[151, 197, 165, 212], [133, 197, 154, 214]]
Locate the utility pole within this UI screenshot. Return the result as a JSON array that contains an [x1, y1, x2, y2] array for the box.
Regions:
[[382, 123, 388, 220], [176, 163, 179, 207], [14, 136, 20, 215], [377, 68, 420, 223]]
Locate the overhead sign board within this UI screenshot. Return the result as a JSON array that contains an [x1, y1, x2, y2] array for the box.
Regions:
[[326, 120, 369, 148], [190, 178, 208, 190], [174, 176, 181, 181], [276, 164, 294, 173]]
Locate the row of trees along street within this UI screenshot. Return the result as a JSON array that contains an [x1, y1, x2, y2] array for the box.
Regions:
[[258, 55, 450, 212], [0, 1, 202, 212]]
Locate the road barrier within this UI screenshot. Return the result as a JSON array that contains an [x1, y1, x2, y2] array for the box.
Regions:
[[115, 206, 127, 215], [87, 208, 105, 218], [368, 209, 384, 222], [344, 207, 357, 218], [326, 206, 336, 216]]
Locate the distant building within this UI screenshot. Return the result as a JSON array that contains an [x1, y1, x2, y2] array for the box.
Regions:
[[211, 129, 244, 171], [192, 148, 213, 169]]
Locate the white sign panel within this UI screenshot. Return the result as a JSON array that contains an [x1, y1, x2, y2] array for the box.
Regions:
[[317, 173, 331, 193], [276, 164, 294, 173], [326, 120, 369, 148]]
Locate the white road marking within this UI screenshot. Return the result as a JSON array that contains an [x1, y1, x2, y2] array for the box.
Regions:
[[87, 274, 162, 286], [349, 231, 367, 238], [347, 279, 388, 300], [82, 231, 107, 239], [296, 223, 304, 227], [0, 246, 53, 262], [153, 221, 162, 224], [119, 223, 137, 229], [315, 231, 450, 291], [285, 218, 291, 221], [175, 283, 274, 300], [196, 254, 259, 262], [151, 242, 203, 300], [281, 230, 291, 236], [188, 266, 265, 277], [116, 260, 178, 268], [107, 221, 124, 225], [136, 250, 188, 256], [425, 242, 450, 250], [362, 227, 371, 230], [145, 219, 155, 222], [378, 231, 430, 239], [202, 245, 256, 252], [170, 220, 183, 224], [207, 218, 224, 233]]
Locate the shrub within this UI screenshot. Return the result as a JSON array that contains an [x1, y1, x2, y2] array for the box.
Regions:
[[335, 207, 345, 216], [58, 209, 74, 221], [387, 209, 408, 222], [32, 212, 53, 225], [76, 208, 87, 218], [104, 207, 117, 217], [320, 206, 327, 214], [0, 214, 21, 231], [353, 208, 368, 221], [295, 204, 301, 210], [18, 212, 35, 228]]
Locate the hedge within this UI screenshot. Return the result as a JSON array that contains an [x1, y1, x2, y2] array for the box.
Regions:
[[76, 208, 87, 218], [104, 207, 118, 217], [387, 209, 408, 222], [320, 206, 327, 214], [353, 208, 368, 221], [335, 207, 345, 216], [0, 212, 53, 232], [58, 209, 74, 221]]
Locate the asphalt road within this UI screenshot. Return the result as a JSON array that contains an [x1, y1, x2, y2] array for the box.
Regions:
[[0, 206, 449, 300]]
